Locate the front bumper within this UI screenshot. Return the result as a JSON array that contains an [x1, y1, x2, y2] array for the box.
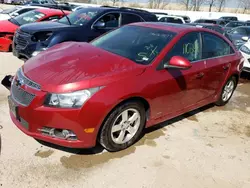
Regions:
[[240, 51, 250, 72], [8, 79, 100, 148]]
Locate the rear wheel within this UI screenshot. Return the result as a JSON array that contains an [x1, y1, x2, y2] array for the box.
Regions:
[[99, 101, 146, 152], [215, 76, 237, 106]]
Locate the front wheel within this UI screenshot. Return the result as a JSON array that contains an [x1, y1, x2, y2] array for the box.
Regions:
[[215, 76, 237, 106], [99, 101, 146, 152]]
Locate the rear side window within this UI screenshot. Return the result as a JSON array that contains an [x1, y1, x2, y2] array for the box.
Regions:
[[163, 32, 202, 63], [202, 32, 234, 59], [121, 13, 143, 25], [17, 8, 33, 15]]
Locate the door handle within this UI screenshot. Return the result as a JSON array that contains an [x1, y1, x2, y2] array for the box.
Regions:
[[196, 72, 204, 79], [223, 64, 230, 70]]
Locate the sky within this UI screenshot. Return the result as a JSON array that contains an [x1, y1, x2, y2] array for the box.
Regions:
[[127, 0, 240, 8]]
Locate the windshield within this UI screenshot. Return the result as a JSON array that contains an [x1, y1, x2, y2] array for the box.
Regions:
[[10, 10, 45, 26], [58, 8, 100, 26], [1, 7, 20, 14], [91, 25, 176, 65], [226, 22, 244, 27]]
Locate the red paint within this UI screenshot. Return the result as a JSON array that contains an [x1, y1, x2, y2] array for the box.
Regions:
[[0, 9, 71, 52], [10, 23, 242, 148]]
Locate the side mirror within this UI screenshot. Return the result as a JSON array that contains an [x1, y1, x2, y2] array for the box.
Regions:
[[164, 56, 192, 70], [242, 36, 249, 42], [93, 21, 105, 29]]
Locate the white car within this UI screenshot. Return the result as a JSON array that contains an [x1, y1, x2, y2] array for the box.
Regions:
[[0, 6, 47, 21], [158, 15, 185, 24], [240, 39, 250, 73]]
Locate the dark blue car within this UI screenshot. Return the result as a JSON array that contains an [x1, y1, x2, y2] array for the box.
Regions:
[[12, 6, 157, 60]]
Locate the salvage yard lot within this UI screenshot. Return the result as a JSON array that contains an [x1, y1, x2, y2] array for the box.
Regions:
[[0, 52, 250, 188]]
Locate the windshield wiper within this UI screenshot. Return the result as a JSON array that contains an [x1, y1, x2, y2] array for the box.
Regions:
[[56, 3, 71, 25]]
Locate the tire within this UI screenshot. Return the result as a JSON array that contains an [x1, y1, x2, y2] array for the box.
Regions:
[[99, 101, 146, 152], [215, 76, 237, 106]]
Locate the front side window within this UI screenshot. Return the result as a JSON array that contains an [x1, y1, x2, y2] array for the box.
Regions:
[[163, 32, 202, 63], [91, 25, 176, 65], [121, 13, 142, 25], [202, 32, 234, 59], [58, 8, 100, 26], [95, 13, 120, 28], [12, 10, 45, 26]]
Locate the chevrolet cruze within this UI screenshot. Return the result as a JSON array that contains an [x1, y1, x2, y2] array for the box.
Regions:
[[8, 23, 243, 152]]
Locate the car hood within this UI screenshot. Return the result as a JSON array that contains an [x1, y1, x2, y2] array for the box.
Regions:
[[0, 20, 18, 33], [20, 21, 77, 34], [23, 42, 146, 93], [0, 14, 10, 21]]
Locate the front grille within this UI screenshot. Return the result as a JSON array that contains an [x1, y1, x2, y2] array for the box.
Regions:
[[16, 68, 41, 90], [11, 81, 35, 106], [15, 31, 29, 49]]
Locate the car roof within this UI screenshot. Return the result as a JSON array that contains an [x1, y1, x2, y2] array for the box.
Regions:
[[35, 8, 68, 16], [188, 23, 219, 26], [130, 22, 207, 33]]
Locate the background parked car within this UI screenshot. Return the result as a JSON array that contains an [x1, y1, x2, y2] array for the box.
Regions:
[[219, 16, 238, 24], [224, 26, 250, 49], [159, 15, 185, 24], [0, 5, 47, 20], [239, 40, 250, 73], [0, 8, 70, 52], [173, 15, 191, 23], [151, 12, 168, 20], [12, 6, 158, 60], [187, 23, 225, 34], [223, 21, 250, 32], [193, 19, 226, 26]]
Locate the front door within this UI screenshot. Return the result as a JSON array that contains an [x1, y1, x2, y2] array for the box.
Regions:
[[155, 32, 207, 117]]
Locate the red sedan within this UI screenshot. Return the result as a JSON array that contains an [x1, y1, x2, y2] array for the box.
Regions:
[[8, 23, 243, 152], [0, 8, 70, 52]]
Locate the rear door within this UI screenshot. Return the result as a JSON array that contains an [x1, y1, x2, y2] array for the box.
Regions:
[[201, 32, 235, 98]]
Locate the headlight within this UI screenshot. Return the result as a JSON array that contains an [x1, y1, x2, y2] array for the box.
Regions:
[[240, 45, 250, 55], [45, 87, 102, 108]]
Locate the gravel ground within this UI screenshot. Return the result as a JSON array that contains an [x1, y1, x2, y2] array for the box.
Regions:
[[0, 52, 250, 188]]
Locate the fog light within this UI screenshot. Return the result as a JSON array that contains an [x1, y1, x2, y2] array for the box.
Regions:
[[38, 127, 77, 140]]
